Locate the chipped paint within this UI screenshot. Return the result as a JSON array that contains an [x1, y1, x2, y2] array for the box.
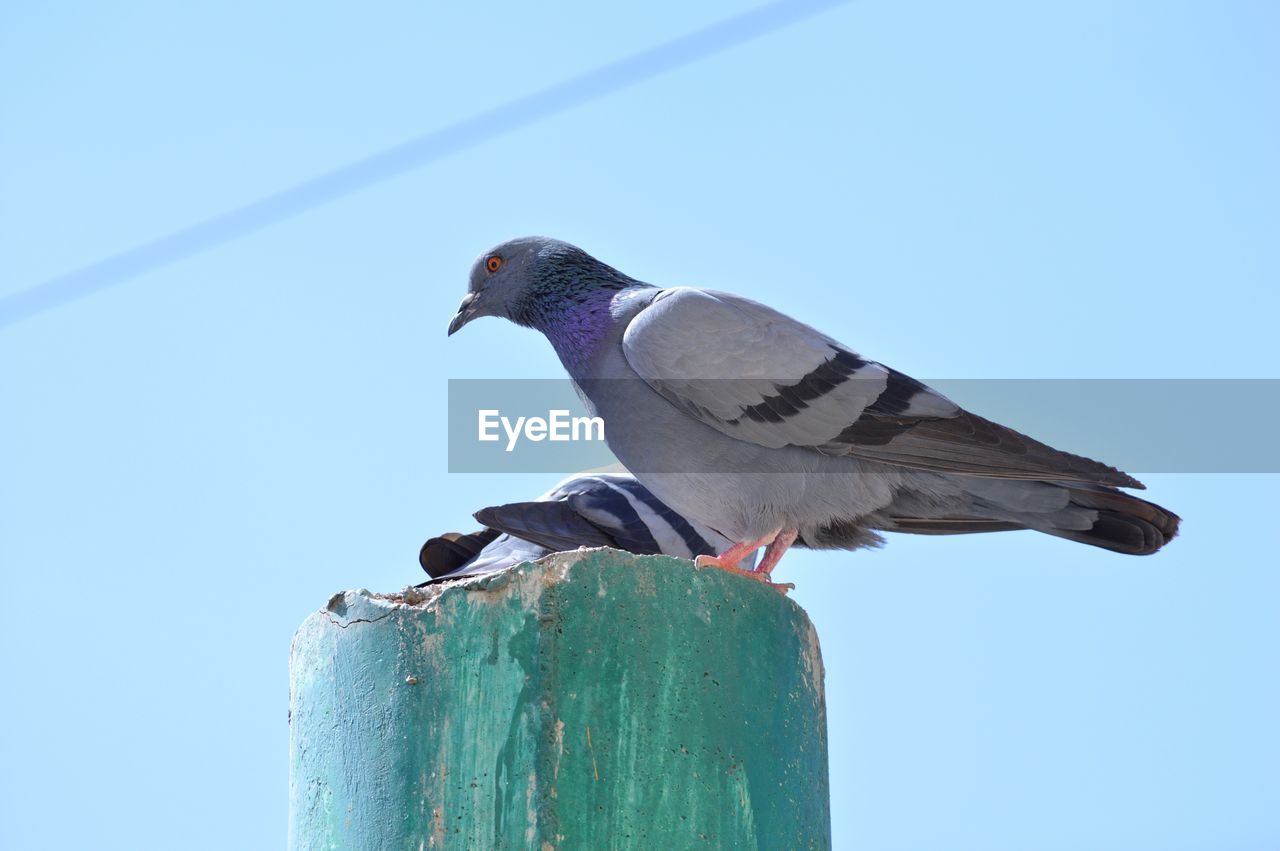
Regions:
[[288, 549, 830, 849]]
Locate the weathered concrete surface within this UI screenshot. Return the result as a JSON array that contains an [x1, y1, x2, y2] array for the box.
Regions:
[[288, 548, 829, 850]]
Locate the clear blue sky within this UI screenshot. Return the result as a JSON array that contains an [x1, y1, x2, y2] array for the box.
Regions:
[[2, 2, 1277, 848]]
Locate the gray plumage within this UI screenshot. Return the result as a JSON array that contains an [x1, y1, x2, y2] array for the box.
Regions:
[[448, 237, 1179, 563], [420, 473, 751, 583]]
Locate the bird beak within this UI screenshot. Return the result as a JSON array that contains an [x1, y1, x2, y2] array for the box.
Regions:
[[447, 293, 478, 336]]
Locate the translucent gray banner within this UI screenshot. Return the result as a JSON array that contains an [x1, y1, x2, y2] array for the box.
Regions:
[[447, 378, 1280, 474]]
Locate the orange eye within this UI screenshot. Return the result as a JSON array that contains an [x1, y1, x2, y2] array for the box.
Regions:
[[486, 256, 503, 273]]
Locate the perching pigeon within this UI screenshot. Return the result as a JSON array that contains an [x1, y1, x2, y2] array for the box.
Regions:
[[448, 237, 1180, 591], [419, 472, 755, 584]]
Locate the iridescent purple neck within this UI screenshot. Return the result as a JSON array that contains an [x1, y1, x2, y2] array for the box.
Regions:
[[531, 288, 620, 375], [508, 245, 649, 374]]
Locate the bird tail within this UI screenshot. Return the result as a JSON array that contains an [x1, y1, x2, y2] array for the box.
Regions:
[[1036, 484, 1180, 556], [884, 482, 1180, 556], [419, 528, 500, 578]]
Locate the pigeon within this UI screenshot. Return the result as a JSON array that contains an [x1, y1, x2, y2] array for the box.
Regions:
[[448, 237, 1180, 592], [419, 472, 756, 584]]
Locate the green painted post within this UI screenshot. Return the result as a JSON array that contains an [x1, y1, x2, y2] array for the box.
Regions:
[[288, 549, 831, 850]]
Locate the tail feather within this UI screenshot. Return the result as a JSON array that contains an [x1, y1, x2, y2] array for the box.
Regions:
[[882, 482, 1180, 556], [419, 528, 501, 578], [1040, 484, 1180, 556]]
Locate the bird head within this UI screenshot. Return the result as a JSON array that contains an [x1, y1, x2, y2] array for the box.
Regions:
[[448, 236, 638, 335], [448, 236, 572, 335]]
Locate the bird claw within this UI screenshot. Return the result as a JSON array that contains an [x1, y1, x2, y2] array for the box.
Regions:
[[693, 554, 795, 594]]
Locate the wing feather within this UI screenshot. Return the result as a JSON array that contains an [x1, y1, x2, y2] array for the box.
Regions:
[[622, 287, 1142, 488]]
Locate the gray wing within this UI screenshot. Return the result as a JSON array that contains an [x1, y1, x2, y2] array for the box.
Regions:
[[476, 474, 735, 560], [419, 473, 747, 584], [621, 287, 1142, 489], [474, 500, 629, 553]]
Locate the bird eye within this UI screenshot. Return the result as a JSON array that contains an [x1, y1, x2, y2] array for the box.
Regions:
[[486, 256, 503, 273]]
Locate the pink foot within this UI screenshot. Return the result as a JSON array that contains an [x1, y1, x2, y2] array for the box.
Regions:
[[756, 528, 798, 575], [694, 529, 799, 594], [694, 534, 772, 571]]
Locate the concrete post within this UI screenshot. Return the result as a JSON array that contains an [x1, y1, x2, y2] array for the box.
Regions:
[[288, 549, 830, 850]]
